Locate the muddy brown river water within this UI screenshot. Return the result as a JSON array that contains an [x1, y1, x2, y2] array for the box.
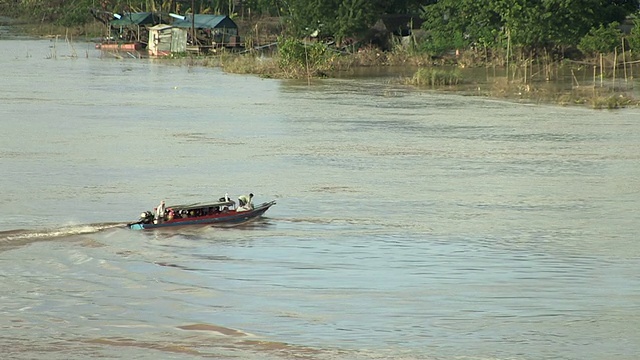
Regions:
[[1, 39, 639, 360]]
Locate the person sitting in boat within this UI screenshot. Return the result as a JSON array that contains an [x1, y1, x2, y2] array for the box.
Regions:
[[237, 193, 254, 212], [166, 208, 175, 221]]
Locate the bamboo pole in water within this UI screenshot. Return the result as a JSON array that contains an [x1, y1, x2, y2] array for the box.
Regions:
[[530, 58, 533, 83], [540, 54, 544, 81], [613, 48, 617, 90], [304, 44, 311, 86], [506, 29, 510, 81], [631, 50, 634, 84], [622, 38, 628, 84], [545, 48, 551, 81], [600, 53, 604, 88]]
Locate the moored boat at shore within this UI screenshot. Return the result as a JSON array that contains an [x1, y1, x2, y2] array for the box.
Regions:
[[127, 194, 275, 230], [95, 41, 145, 51]]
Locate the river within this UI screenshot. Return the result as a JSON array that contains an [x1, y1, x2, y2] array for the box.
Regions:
[[1, 38, 639, 360]]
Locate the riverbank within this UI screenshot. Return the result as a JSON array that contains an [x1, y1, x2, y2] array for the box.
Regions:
[[0, 16, 24, 38], [3, 16, 639, 109], [161, 50, 640, 109], [0, 15, 104, 41]]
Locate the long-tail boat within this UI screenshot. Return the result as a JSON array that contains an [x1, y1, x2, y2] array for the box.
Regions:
[[127, 195, 275, 230]]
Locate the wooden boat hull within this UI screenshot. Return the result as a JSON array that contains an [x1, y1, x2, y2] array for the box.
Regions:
[[127, 200, 275, 230], [96, 42, 145, 51]]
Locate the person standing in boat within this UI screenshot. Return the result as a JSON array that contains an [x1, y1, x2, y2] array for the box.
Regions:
[[154, 200, 165, 223]]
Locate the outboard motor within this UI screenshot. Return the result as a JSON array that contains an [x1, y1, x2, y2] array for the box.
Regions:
[[140, 211, 154, 224]]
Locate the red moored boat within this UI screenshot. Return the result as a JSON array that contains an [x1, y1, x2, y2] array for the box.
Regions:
[[95, 42, 145, 51]]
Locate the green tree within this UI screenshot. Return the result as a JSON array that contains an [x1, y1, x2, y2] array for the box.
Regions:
[[420, 0, 501, 54], [596, 0, 640, 25], [277, 35, 335, 76], [283, 0, 428, 45], [281, 0, 332, 37], [494, 0, 635, 50], [578, 21, 623, 56], [421, 0, 639, 57], [6, 0, 165, 25], [242, 0, 281, 16], [380, 0, 435, 14], [334, 0, 378, 43], [627, 18, 640, 52], [58, 0, 94, 26]]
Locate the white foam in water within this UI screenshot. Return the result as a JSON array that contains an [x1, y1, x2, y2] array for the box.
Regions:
[[0, 222, 127, 244]]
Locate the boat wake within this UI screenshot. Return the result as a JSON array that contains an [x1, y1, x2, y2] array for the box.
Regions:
[[0, 222, 127, 249]]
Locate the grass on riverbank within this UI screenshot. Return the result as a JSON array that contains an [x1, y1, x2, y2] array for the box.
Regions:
[[220, 53, 281, 77], [203, 50, 640, 108], [189, 45, 435, 79], [473, 77, 640, 109], [7, 18, 637, 110], [585, 93, 638, 109], [405, 68, 463, 86]]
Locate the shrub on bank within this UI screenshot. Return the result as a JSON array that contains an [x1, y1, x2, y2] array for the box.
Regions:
[[220, 53, 280, 77], [590, 94, 637, 109], [277, 37, 337, 78], [406, 67, 463, 87]]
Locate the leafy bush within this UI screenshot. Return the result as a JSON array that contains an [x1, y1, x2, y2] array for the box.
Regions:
[[277, 36, 335, 77], [627, 18, 640, 52], [591, 94, 637, 109], [578, 22, 622, 56], [56, 6, 92, 27], [420, 30, 466, 57]]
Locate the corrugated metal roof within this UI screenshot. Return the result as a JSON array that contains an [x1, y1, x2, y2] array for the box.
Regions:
[[172, 15, 237, 29], [110, 12, 158, 26]]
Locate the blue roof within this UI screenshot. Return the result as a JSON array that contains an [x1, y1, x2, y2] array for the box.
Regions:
[[172, 14, 237, 29]]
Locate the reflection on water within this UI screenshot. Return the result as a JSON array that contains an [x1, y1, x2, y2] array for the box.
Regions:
[[333, 62, 640, 104], [0, 39, 639, 360]]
